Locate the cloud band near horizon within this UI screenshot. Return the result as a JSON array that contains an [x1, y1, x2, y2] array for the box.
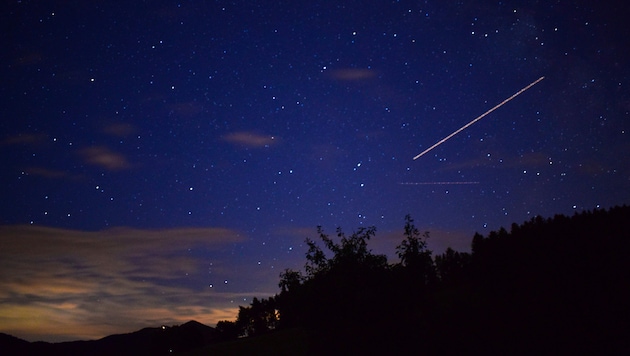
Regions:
[[0, 225, 270, 342]]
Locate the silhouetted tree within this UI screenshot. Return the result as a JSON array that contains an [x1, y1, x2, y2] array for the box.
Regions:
[[303, 225, 388, 278], [278, 268, 303, 293], [395, 214, 436, 285], [457, 206, 630, 353], [216, 206, 630, 354], [214, 320, 240, 341], [471, 232, 483, 254], [236, 297, 278, 337], [275, 225, 391, 337], [434, 247, 471, 284]]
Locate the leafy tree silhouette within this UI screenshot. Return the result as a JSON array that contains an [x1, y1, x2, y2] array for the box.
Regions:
[[236, 297, 278, 337], [455, 206, 630, 354], [434, 247, 471, 285], [275, 225, 394, 352], [303, 225, 388, 278], [395, 214, 436, 286], [278, 268, 303, 294], [216, 206, 630, 354], [214, 320, 240, 341]]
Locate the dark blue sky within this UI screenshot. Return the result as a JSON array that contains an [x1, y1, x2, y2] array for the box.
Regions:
[[1, 0, 628, 342]]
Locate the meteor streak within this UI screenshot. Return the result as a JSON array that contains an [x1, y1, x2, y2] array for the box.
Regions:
[[413, 76, 545, 160]]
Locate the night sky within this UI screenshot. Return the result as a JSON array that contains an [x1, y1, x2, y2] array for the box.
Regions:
[[2, 1, 629, 342]]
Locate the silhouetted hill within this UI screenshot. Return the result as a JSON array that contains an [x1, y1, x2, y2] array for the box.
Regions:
[[0, 320, 217, 356], [0, 332, 31, 351]]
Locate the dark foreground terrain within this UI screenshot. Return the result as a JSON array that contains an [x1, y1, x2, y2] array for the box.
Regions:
[[3, 206, 630, 355]]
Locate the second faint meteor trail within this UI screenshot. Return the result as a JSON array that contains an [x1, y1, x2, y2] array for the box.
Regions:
[[413, 76, 545, 160]]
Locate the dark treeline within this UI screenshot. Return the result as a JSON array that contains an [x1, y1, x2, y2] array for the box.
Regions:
[[216, 206, 630, 354]]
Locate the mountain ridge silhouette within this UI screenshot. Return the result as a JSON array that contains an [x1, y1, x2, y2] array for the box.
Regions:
[[0, 320, 217, 356]]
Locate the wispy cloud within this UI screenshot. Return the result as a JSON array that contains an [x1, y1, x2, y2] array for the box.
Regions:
[[2, 133, 47, 146], [169, 101, 204, 117], [102, 123, 135, 137], [0, 225, 256, 342], [328, 68, 376, 81], [22, 167, 69, 179], [222, 131, 278, 148], [79, 146, 130, 171]]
